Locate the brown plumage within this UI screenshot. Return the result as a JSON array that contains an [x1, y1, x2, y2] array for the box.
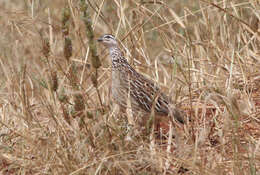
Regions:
[[97, 34, 185, 124]]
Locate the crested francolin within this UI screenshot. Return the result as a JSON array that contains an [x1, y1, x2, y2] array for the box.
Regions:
[[97, 34, 185, 125]]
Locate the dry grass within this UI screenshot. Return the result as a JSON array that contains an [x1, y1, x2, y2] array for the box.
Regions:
[[0, 0, 259, 174]]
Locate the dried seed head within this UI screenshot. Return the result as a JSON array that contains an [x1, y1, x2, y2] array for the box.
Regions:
[[64, 37, 72, 61], [74, 94, 85, 116], [62, 7, 70, 36], [50, 70, 58, 92], [91, 73, 98, 87], [42, 39, 50, 58]]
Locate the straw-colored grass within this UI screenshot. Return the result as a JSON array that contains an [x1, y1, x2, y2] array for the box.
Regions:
[[0, 0, 259, 174]]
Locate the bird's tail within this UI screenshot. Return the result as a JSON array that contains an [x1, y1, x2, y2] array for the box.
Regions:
[[170, 107, 186, 124]]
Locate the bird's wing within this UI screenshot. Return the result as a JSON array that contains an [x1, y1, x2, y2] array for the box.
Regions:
[[128, 70, 170, 115]]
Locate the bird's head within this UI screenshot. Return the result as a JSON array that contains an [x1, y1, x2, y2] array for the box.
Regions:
[[97, 34, 118, 48]]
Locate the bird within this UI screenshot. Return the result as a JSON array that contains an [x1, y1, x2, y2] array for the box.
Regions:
[[97, 34, 185, 126]]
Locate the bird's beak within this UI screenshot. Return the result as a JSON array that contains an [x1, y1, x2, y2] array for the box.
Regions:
[[97, 37, 103, 42]]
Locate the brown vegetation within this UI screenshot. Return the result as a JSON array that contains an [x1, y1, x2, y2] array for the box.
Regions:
[[0, 0, 259, 174]]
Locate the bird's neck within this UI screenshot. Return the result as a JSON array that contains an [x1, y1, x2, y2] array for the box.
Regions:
[[109, 47, 128, 68]]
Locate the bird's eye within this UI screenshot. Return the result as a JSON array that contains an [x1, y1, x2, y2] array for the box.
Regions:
[[104, 35, 114, 39]]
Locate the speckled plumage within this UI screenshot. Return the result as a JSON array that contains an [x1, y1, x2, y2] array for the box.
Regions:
[[98, 34, 184, 124]]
